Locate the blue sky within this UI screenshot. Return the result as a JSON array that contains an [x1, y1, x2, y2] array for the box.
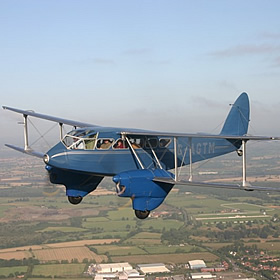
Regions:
[[1, 0, 280, 148]]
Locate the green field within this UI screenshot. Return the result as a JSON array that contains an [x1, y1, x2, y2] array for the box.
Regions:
[[92, 244, 147, 256], [0, 266, 27, 277], [1, 154, 280, 279], [32, 264, 86, 277], [83, 219, 137, 232], [143, 244, 200, 254], [111, 252, 219, 264], [40, 226, 88, 233], [140, 218, 184, 230]]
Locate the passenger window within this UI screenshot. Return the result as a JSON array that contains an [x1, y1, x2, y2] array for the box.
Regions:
[[97, 139, 113, 150], [113, 139, 127, 149], [62, 135, 74, 147], [85, 134, 97, 150], [145, 138, 158, 148], [159, 138, 171, 147], [85, 139, 95, 150], [62, 129, 98, 150], [70, 139, 85, 150], [129, 138, 143, 149]]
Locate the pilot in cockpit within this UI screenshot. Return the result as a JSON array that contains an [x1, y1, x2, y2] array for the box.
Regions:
[[73, 137, 84, 149]]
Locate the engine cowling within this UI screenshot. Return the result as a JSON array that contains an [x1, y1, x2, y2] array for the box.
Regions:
[[112, 169, 174, 218], [45, 165, 103, 202]]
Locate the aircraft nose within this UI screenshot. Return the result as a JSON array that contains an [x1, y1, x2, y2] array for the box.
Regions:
[[43, 154, 50, 164]]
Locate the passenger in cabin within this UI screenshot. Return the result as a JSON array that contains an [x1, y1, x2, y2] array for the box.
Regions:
[[129, 138, 141, 149], [114, 139, 125, 149], [100, 139, 112, 149]]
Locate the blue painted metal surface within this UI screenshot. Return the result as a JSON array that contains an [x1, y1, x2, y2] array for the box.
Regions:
[[113, 169, 174, 211], [4, 93, 252, 216], [42, 93, 250, 213]]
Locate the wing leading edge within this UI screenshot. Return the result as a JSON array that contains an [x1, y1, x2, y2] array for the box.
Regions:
[[5, 144, 44, 158], [120, 130, 279, 141], [3, 106, 99, 158], [2, 106, 98, 128]]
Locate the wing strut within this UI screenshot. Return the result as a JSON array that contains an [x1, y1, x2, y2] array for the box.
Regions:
[[23, 114, 29, 151], [174, 137, 178, 181], [146, 139, 163, 169], [189, 138, 193, 182], [59, 123, 63, 140], [242, 140, 251, 188], [125, 136, 144, 169]]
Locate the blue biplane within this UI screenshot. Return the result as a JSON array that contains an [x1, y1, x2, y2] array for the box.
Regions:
[[3, 92, 280, 219]]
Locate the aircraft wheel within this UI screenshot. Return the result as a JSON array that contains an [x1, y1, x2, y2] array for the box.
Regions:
[[237, 149, 243, 156], [68, 196, 83, 205], [135, 210, 150, 219]]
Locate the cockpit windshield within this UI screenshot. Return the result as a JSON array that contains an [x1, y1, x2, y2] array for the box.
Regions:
[[62, 129, 98, 150]]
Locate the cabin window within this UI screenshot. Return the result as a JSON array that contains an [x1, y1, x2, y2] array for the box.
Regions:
[[62, 135, 75, 147], [83, 134, 97, 150], [113, 139, 128, 149], [159, 138, 171, 148], [128, 138, 143, 149], [62, 129, 97, 150], [72, 139, 85, 149], [145, 138, 158, 149], [97, 139, 113, 150]]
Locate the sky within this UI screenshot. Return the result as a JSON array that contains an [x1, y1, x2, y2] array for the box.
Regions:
[[1, 0, 280, 150]]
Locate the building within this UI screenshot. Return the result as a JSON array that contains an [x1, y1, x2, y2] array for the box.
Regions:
[[94, 270, 145, 280], [188, 260, 206, 270], [93, 263, 133, 273], [119, 270, 145, 280], [190, 272, 214, 279], [137, 263, 170, 274], [89, 264, 145, 280], [234, 278, 256, 280]]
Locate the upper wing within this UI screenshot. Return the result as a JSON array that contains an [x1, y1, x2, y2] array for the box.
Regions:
[[3, 106, 99, 157], [2, 106, 98, 128], [120, 130, 279, 141]]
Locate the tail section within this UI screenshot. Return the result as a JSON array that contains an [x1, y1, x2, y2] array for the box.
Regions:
[[220, 92, 250, 136]]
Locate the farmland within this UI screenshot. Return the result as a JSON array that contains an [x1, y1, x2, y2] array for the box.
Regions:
[[0, 143, 280, 279]]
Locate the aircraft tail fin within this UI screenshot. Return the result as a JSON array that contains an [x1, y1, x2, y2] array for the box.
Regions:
[[220, 92, 250, 136]]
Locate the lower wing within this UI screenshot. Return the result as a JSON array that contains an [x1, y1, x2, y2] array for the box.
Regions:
[[153, 177, 280, 192]]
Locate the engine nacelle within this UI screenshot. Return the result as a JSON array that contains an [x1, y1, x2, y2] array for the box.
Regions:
[[45, 165, 103, 202], [112, 169, 174, 217]]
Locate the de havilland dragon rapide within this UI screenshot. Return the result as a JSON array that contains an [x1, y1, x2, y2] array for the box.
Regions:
[[3, 92, 280, 219]]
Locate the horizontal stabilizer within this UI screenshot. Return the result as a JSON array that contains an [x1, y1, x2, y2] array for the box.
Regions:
[[153, 177, 280, 192], [5, 144, 44, 158]]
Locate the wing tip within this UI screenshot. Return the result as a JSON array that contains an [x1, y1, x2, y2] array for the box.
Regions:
[[5, 144, 44, 158]]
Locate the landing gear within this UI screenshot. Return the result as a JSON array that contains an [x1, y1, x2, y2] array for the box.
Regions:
[[134, 210, 150, 219], [237, 149, 243, 156], [68, 196, 83, 205]]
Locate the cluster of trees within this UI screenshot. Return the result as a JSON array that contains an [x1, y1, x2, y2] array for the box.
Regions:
[[0, 222, 65, 249], [161, 220, 280, 245], [161, 227, 190, 244], [0, 258, 39, 267], [210, 223, 280, 241]]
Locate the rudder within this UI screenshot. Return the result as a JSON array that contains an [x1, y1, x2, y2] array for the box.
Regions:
[[220, 92, 250, 136]]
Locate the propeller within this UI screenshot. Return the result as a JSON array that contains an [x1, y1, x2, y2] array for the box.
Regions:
[[41, 171, 62, 197]]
